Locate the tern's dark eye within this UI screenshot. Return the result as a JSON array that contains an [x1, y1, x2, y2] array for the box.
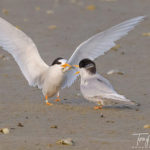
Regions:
[[86, 63, 94, 69], [79, 58, 96, 74], [79, 59, 95, 68], [51, 57, 63, 65]]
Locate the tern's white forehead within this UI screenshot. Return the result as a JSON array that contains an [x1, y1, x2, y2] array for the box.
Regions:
[[58, 59, 67, 64], [51, 58, 67, 66]]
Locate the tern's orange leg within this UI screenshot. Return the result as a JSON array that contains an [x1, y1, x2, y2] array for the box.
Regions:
[[94, 105, 103, 110], [54, 97, 60, 102], [54, 95, 60, 102], [53, 92, 61, 102], [94, 101, 103, 110], [45, 95, 53, 106]]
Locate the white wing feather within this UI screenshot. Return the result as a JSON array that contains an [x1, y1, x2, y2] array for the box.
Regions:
[[62, 16, 145, 89], [0, 17, 49, 87]]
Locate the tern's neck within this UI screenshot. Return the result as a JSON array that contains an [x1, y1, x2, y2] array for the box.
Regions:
[[80, 69, 95, 80], [50, 65, 64, 75]]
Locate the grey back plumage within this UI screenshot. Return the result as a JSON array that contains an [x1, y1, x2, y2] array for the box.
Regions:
[[80, 73, 134, 104]]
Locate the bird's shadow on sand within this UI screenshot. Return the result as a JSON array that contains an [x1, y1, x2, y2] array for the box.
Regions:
[[102, 105, 139, 111], [62, 98, 140, 111]]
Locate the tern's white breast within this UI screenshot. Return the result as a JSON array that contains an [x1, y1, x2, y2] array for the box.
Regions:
[[42, 66, 64, 97]]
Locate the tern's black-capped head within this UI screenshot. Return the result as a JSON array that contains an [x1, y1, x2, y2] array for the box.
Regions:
[[51, 57, 67, 66], [51, 57, 71, 73], [79, 59, 96, 74]]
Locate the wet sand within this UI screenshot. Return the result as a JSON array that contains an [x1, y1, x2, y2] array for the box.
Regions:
[[0, 0, 150, 149]]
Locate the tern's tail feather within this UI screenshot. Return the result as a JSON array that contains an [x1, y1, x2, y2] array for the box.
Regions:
[[108, 94, 136, 105], [121, 98, 137, 105]]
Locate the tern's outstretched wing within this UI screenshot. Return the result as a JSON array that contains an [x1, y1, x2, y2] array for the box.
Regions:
[[0, 17, 49, 87], [62, 16, 145, 89]]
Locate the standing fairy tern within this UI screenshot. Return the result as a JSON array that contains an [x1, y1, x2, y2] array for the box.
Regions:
[[75, 59, 135, 109], [0, 16, 144, 105]]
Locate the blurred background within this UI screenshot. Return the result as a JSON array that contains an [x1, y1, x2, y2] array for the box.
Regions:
[[0, 0, 150, 150]]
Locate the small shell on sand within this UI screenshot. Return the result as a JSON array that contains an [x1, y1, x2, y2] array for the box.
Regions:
[[107, 69, 124, 75], [56, 138, 74, 145], [2, 9, 9, 15], [86, 5, 96, 11], [35, 6, 40, 11], [0, 54, 10, 60], [17, 122, 24, 127], [15, 26, 21, 30], [48, 25, 57, 30], [0, 128, 10, 134], [76, 93, 81, 96], [70, 0, 77, 4], [142, 32, 150, 37], [50, 125, 58, 128], [46, 10, 54, 15], [111, 44, 120, 51], [23, 18, 29, 22], [103, 0, 117, 2], [144, 124, 150, 129]]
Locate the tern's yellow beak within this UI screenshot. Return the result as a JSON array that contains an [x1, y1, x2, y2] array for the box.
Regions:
[[61, 63, 72, 68], [73, 65, 80, 75], [73, 65, 79, 68], [75, 71, 80, 75]]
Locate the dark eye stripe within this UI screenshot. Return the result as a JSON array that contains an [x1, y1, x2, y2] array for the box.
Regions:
[[79, 59, 96, 74], [86, 64, 94, 68], [79, 58, 95, 68], [57, 62, 61, 64], [51, 57, 63, 65]]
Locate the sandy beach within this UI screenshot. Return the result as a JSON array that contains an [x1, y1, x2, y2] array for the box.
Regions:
[[0, 0, 150, 149]]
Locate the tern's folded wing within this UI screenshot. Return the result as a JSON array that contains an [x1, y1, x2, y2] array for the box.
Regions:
[[81, 75, 130, 103]]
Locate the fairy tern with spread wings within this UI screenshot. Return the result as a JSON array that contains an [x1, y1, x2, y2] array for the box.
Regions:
[[75, 59, 135, 109], [0, 16, 144, 105]]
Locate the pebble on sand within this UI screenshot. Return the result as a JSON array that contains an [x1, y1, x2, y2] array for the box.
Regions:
[[2, 9, 9, 15], [46, 10, 54, 15], [86, 5, 96, 11], [0, 128, 10, 134], [48, 25, 57, 30], [144, 124, 150, 129], [103, 0, 117, 2], [17, 123, 24, 127], [15, 25, 21, 30], [107, 69, 124, 75], [50, 125, 58, 128], [0, 54, 10, 61], [111, 44, 120, 51], [56, 138, 74, 145], [35, 6, 40, 11], [142, 32, 150, 37]]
